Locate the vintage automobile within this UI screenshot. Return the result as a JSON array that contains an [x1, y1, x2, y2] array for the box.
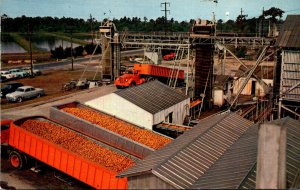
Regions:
[[6, 86, 45, 102], [1, 82, 24, 98], [22, 67, 42, 76], [8, 68, 30, 78], [0, 70, 16, 80], [163, 52, 176, 61]]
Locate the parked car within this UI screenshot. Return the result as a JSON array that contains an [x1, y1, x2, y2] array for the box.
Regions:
[[0, 70, 16, 79], [0, 76, 7, 82], [163, 52, 176, 61], [6, 86, 45, 102], [8, 68, 29, 78], [1, 82, 24, 98], [22, 67, 42, 76]]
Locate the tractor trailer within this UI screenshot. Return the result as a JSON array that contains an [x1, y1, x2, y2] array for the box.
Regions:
[[114, 64, 185, 88], [2, 116, 135, 189]]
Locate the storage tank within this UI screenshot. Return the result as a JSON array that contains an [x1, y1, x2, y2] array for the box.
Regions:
[[213, 88, 224, 107]]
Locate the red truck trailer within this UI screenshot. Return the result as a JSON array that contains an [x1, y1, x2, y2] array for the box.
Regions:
[[114, 63, 185, 88], [5, 116, 135, 189]]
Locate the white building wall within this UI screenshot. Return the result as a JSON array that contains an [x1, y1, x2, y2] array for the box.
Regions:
[[255, 79, 273, 97], [153, 99, 190, 125], [85, 94, 153, 130], [233, 78, 273, 97], [233, 78, 252, 95]]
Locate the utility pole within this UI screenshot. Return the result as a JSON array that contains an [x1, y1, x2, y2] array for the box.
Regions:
[[28, 24, 34, 77], [239, 8, 248, 19], [161, 1, 170, 32], [261, 7, 265, 37], [90, 14, 94, 45], [66, 26, 75, 71], [71, 29, 74, 71], [212, 12, 216, 37]]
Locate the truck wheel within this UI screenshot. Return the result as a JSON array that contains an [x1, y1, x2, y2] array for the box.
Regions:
[[9, 151, 26, 169], [37, 93, 41, 98], [130, 82, 136, 87], [17, 97, 23, 103]]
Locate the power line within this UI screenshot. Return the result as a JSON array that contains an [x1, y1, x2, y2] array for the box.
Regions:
[[161, 1, 170, 32], [161, 1, 170, 21]]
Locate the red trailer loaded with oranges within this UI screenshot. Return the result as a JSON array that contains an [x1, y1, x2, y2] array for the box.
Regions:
[[4, 116, 137, 189]]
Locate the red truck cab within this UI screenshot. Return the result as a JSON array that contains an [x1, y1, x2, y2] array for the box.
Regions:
[[1, 119, 12, 145], [114, 68, 145, 89]]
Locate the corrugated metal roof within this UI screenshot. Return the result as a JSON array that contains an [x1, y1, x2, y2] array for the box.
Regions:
[[120, 115, 300, 189], [239, 117, 300, 189], [114, 80, 189, 114], [275, 15, 300, 48], [281, 51, 300, 101], [119, 112, 253, 188], [190, 123, 258, 189]]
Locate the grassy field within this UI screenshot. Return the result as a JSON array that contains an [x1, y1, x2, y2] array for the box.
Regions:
[[9, 33, 40, 52], [42, 32, 90, 46]]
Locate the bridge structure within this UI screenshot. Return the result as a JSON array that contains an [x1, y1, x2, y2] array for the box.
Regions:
[[96, 25, 276, 102], [119, 31, 275, 49]]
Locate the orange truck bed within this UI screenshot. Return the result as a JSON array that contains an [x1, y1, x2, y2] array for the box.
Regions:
[[134, 64, 185, 80], [9, 116, 129, 189]]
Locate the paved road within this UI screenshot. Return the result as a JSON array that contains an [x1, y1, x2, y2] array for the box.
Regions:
[[35, 49, 143, 70], [1, 84, 117, 120]]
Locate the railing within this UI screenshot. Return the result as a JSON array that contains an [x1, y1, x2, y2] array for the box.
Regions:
[[119, 31, 275, 48]]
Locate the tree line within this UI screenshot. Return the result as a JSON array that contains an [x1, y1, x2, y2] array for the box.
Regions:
[[51, 43, 101, 59], [1, 7, 284, 34]]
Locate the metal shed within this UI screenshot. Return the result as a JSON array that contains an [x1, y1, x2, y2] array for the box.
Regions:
[[85, 80, 190, 130], [118, 114, 300, 189], [274, 15, 300, 119], [233, 65, 274, 97], [118, 112, 254, 189]]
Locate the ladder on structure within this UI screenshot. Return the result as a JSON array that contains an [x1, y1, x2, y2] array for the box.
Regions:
[[168, 45, 189, 88], [77, 32, 103, 88]]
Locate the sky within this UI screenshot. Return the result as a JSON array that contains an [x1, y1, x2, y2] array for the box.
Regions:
[[1, 0, 300, 22]]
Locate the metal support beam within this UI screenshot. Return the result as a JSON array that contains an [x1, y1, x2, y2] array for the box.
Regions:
[[185, 44, 190, 95], [282, 81, 300, 97], [278, 98, 282, 118], [216, 42, 270, 93], [229, 46, 269, 108], [281, 105, 300, 118]]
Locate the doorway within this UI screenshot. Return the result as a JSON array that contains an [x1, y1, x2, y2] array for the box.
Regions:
[[251, 81, 256, 95]]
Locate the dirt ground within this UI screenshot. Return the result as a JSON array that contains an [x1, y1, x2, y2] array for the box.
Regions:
[[1, 152, 91, 189], [1, 69, 99, 110]]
